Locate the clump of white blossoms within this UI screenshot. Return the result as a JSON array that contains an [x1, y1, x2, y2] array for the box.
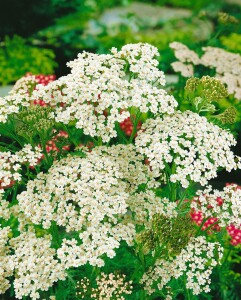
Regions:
[[0, 190, 11, 220], [15, 144, 43, 167], [10, 230, 66, 300], [0, 75, 37, 123], [0, 151, 21, 188], [192, 184, 241, 227], [135, 110, 239, 187], [17, 144, 161, 267], [216, 73, 241, 100], [201, 46, 241, 76], [141, 236, 223, 296], [170, 42, 201, 77], [0, 225, 13, 294], [76, 273, 133, 300], [0, 144, 43, 188], [27, 43, 177, 142], [126, 190, 177, 227], [201, 47, 241, 100], [170, 42, 241, 99], [10, 74, 38, 95]]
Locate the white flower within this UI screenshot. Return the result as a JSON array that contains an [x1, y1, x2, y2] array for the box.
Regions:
[[0, 145, 43, 188], [217, 73, 241, 100], [170, 42, 201, 65], [201, 46, 241, 76], [192, 184, 241, 227], [17, 144, 159, 268], [171, 61, 194, 77], [0, 226, 13, 294], [27, 43, 177, 142], [10, 230, 66, 300], [135, 111, 238, 187], [141, 236, 223, 295]]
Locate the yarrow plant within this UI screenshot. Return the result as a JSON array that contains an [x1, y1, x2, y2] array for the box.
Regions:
[[170, 41, 241, 100], [0, 42, 241, 300]]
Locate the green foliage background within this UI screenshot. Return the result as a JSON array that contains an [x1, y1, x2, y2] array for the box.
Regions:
[[0, 0, 240, 84]]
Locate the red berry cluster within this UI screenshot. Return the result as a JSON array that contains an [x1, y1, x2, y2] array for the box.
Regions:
[[227, 224, 241, 246], [119, 116, 142, 137], [190, 210, 220, 233], [190, 184, 241, 246], [25, 73, 56, 107], [34, 74, 56, 85], [45, 130, 70, 153]]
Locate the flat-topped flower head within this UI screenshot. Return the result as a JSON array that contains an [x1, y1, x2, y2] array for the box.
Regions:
[[135, 110, 239, 187], [141, 236, 223, 296], [76, 272, 133, 300], [0, 145, 42, 189], [192, 184, 241, 228], [0, 225, 13, 295], [170, 42, 201, 65], [27, 43, 177, 142], [17, 144, 159, 267], [10, 230, 66, 300], [201, 47, 241, 76]]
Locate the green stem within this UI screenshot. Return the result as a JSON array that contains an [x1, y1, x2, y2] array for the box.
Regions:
[[186, 286, 191, 300], [208, 28, 223, 46], [50, 222, 61, 248], [128, 110, 141, 144], [195, 217, 208, 237], [177, 189, 188, 209], [139, 289, 147, 300], [170, 182, 177, 202], [115, 122, 129, 144], [97, 136, 103, 146], [220, 248, 232, 269], [12, 183, 19, 202], [39, 134, 52, 168]]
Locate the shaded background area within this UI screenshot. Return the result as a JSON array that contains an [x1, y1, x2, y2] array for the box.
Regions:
[[0, 0, 241, 185], [0, 0, 240, 80]]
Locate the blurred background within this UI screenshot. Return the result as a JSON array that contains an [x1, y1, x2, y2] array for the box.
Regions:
[[0, 0, 240, 86], [0, 0, 241, 185]]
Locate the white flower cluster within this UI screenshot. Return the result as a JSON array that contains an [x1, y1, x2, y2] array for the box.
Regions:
[[0, 190, 11, 220], [201, 46, 241, 76], [192, 184, 241, 227], [126, 190, 177, 226], [170, 42, 241, 99], [112, 43, 166, 84], [9, 230, 66, 300], [77, 273, 133, 300], [171, 61, 194, 78], [0, 145, 43, 188], [0, 226, 13, 294], [17, 144, 160, 267], [0, 75, 36, 122], [90, 144, 159, 192], [141, 236, 223, 295], [170, 42, 201, 65], [135, 110, 238, 187], [16, 144, 43, 167], [27, 43, 177, 142], [10, 75, 38, 95], [94, 273, 132, 300], [170, 42, 201, 77], [0, 151, 21, 188], [217, 73, 241, 100]]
